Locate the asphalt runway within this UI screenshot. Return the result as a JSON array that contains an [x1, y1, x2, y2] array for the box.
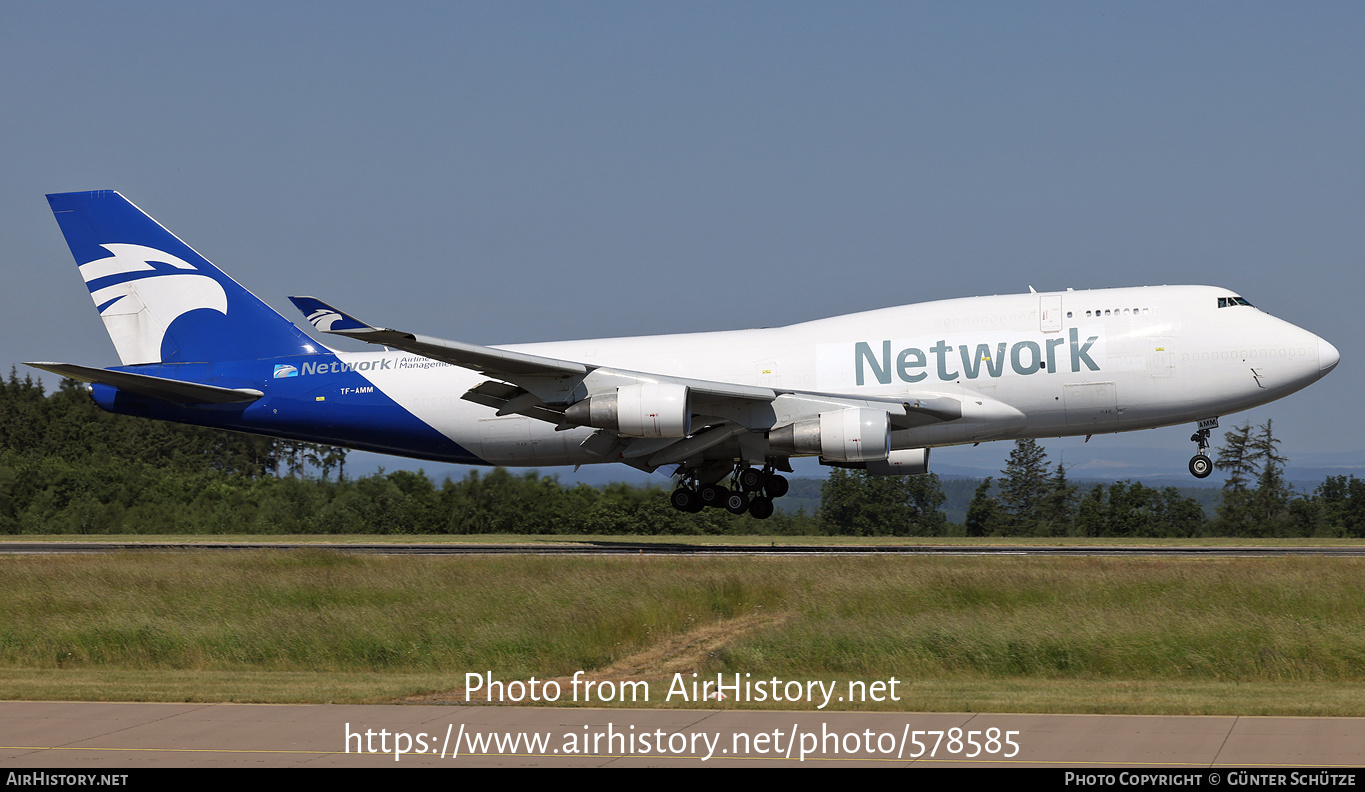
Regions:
[[2, 701, 1363, 768]]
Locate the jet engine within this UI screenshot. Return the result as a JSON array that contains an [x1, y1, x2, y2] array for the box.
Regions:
[[864, 447, 930, 476], [769, 407, 890, 462], [563, 382, 691, 438]]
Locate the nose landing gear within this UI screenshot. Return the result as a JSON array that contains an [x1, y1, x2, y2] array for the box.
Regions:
[[1189, 427, 1214, 479]]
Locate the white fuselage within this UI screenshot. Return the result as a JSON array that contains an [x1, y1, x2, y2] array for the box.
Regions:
[[334, 285, 1337, 467]]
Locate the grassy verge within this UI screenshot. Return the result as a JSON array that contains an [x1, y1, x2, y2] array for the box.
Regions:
[[3, 550, 1364, 714], [4, 534, 1365, 546]]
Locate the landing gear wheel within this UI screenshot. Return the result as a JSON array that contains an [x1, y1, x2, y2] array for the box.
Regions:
[[1187, 423, 1216, 479], [748, 496, 774, 519], [763, 474, 789, 499], [671, 487, 703, 512], [699, 483, 727, 508], [724, 490, 750, 515], [737, 468, 764, 492], [668, 488, 693, 513]]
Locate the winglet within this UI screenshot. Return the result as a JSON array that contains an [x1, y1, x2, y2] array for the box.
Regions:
[[288, 296, 376, 333]]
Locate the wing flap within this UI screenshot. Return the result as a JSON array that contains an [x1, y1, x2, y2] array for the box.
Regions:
[[460, 380, 568, 424]]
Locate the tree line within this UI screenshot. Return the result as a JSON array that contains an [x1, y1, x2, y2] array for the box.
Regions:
[[2, 371, 1361, 537], [953, 426, 1365, 538], [0, 371, 811, 535]]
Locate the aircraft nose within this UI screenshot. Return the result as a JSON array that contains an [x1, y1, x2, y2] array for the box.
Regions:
[[1319, 336, 1340, 375]]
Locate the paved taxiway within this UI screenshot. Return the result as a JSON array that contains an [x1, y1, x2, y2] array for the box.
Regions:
[[2, 701, 1363, 768]]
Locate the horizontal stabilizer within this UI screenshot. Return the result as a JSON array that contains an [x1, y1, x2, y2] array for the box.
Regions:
[[24, 362, 263, 405]]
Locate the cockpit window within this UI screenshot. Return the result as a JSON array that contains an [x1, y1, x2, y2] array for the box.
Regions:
[[1218, 296, 1254, 308]]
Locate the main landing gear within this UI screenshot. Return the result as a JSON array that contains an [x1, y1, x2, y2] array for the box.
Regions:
[[1189, 427, 1213, 479], [671, 464, 790, 519]]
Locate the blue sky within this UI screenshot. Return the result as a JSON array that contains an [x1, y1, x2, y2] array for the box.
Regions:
[[2, 2, 1361, 481]]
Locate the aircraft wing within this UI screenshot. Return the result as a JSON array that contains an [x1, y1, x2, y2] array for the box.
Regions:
[[289, 296, 781, 403], [288, 297, 963, 467], [288, 296, 590, 379], [25, 362, 263, 405]]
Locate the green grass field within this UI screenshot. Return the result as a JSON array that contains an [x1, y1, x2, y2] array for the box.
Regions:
[[3, 542, 1364, 715], [6, 533, 1365, 546]]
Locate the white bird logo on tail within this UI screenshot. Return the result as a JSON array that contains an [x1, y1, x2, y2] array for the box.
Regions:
[[304, 308, 345, 332], [79, 243, 228, 365]]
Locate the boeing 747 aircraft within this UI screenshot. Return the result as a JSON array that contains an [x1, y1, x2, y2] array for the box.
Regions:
[[29, 190, 1339, 518]]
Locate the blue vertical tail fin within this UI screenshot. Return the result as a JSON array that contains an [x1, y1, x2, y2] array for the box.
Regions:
[[47, 190, 317, 365]]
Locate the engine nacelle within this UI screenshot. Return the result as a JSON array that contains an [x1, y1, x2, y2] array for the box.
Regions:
[[769, 407, 890, 463], [563, 382, 691, 438], [865, 447, 930, 476]]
